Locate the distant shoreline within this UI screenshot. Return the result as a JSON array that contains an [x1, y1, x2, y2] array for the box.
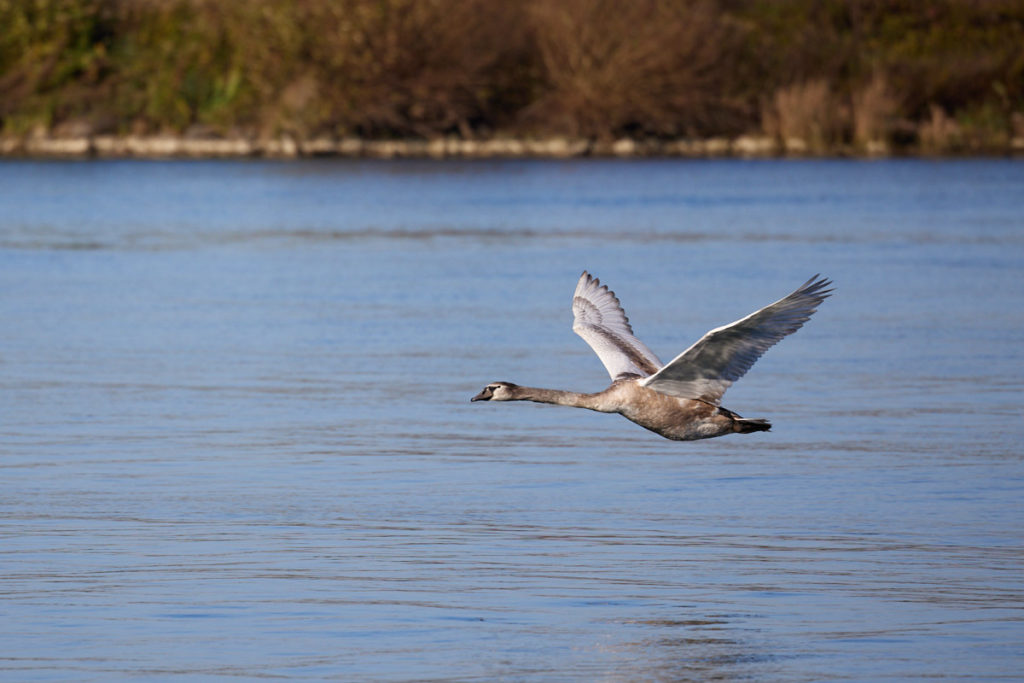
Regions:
[[3, 134, 1023, 160]]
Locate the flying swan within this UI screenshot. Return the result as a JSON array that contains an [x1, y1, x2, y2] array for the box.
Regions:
[[472, 272, 832, 441]]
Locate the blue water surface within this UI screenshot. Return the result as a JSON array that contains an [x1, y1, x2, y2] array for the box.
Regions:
[[1, 158, 1023, 681]]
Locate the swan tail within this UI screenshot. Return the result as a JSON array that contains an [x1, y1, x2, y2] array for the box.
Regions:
[[735, 418, 771, 434]]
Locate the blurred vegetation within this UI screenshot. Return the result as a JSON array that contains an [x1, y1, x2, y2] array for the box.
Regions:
[[2, 0, 1023, 152]]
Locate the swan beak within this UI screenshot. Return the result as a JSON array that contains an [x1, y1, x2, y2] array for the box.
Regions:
[[471, 389, 491, 402]]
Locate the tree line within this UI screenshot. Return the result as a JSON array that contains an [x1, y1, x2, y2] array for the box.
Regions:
[[2, 0, 1022, 153]]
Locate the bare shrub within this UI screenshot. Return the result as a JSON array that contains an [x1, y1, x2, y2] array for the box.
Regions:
[[764, 79, 842, 153], [521, 0, 749, 139], [852, 73, 898, 152], [918, 104, 962, 154], [309, 0, 533, 138], [1013, 112, 1024, 140]]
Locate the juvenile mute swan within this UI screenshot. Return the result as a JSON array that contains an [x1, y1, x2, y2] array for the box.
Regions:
[[472, 272, 832, 441]]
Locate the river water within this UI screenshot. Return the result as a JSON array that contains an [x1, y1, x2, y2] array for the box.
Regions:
[[1, 158, 1022, 681]]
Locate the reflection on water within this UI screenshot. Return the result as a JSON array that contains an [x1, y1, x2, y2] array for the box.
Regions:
[[1, 159, 1023, 680]]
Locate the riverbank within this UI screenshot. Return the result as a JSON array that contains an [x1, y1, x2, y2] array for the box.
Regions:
[[4, 134, 1024, 160], [6, 2, 1023, 160]]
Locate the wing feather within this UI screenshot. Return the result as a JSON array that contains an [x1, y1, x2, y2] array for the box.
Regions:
[[571, 271, 662, 381], [640, 275, 833, 404]]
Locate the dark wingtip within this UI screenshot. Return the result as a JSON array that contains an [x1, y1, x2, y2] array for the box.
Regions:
[[801, 274, 835, 300]]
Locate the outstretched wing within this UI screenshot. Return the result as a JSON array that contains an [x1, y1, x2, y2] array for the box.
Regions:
[[572, 271, 662, 381], [640, 275, 833, 404]]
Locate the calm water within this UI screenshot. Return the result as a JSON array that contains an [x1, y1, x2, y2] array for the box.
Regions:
[[1, 159, 1022, 681]]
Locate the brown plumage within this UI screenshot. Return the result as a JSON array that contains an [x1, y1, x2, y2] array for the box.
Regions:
[[472, 272, 831, 441]]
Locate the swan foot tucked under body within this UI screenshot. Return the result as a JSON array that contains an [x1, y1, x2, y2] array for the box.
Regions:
[[472, 272, 832, 441]]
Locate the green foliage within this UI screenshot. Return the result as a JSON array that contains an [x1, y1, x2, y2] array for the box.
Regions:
[[1, 0, 1022, 150], [0, 0, 114, 132]]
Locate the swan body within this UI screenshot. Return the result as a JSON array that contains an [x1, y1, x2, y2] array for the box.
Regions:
[[472, 272, 832, 441]]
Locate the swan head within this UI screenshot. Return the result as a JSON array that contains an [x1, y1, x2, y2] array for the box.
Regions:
[[471, 382, 518, 402]]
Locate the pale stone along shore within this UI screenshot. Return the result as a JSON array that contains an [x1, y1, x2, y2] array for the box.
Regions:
[[3, 134, 1023, 159]]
